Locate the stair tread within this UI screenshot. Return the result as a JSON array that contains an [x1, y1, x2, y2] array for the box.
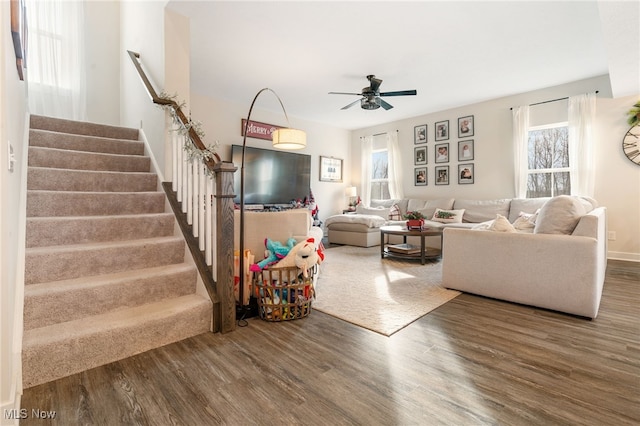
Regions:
[[29, 145, 148, 159], [30, 115, 139, 140], [27, 212, 174, 223], [25, 235, 183, 254], [28, 166, 156, 176], [24, 263, 196, 296], [30, 128, 141, 143], [23, 294, 210, 346]]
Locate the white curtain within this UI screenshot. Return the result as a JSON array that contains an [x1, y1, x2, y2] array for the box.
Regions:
[[386, 131, 404, 199], [25, 0, 86, 120], [568, 93, 596, 197], [512, 105, 530, 198], [360, 135, 373, 207]]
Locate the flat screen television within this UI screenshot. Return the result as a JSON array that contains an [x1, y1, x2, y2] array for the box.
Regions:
[[231, 144, 311, 206]]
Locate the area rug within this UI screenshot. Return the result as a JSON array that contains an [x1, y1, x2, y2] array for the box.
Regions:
[[313, 245, 460, 336]]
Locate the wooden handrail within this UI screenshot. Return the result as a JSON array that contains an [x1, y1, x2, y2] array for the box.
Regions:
[[128, 50, 237, 333], [127, 50, 221, 165]]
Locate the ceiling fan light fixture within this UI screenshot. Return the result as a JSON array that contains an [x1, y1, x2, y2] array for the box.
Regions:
[[361, 97, 380, 110]]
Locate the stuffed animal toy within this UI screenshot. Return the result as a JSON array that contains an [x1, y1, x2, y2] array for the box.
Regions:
[[250, 237, 297, 272], [272, 237, 324, 276], [294, 237, 324, 278]]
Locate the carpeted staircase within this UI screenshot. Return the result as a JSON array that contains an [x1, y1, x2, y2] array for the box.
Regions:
[[22, 115, 212, 388]]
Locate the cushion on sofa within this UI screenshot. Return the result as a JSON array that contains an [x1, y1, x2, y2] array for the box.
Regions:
[[508, 198, 550, 222], [325, 214, 387, 229], [534, 195, 586, 235], [408, 198, 455, 220], [453, 199, 511, 223], [432, 208, 465, 223], [355, 204, 391, 219], [370, 199, 399, 208], [388, 203, 402, 220]]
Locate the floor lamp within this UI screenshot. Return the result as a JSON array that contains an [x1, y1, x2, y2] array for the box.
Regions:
[[238, 88, 306, 316]]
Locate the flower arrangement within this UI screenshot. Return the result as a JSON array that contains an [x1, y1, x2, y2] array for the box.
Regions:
[[403, 211, 425, 220]]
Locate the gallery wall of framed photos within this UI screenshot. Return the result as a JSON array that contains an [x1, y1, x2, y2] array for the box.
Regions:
[[413, 116, 476, 186]]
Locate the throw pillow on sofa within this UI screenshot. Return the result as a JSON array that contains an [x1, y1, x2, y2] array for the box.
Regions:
[[534, 195, 586, 235], [488, 214, 517, 233], [388, 204, 403, 220], [512, 210, 539, 232], [432, 208, 465, 223]]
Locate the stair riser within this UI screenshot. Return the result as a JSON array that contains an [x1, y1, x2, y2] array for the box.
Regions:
[[26, 214, 175, 247], [30, 115, 139, 140], [24, 266, 197, 330], [27, 167, 158, 192], [30, 129, 144, 155], [29, 147, 150, 172], [22, 297, 211, 388], [26, 191, 166, 217], [25, 238, 186, 284]]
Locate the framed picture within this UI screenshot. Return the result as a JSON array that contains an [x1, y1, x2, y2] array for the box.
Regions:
[[414, 146, 427, 165], [435, 166, 449, 185], [458, 140, 474, 161], [458, 115, 474, 138], [319, 156, 343, 182], [435, 143, 449, 163], [435, 120, 449, 141], [458, 163, 474, 184], [414, 124, 427, 144], [414, 167, 427, 186]]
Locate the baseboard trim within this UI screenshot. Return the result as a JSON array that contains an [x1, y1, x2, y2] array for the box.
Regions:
[[608, 251, 640, 262], [0, 358, 22, 426]]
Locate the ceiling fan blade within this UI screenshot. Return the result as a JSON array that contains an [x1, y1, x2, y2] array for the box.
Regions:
[[379, 90, 417, 97], [379, 98, 394, 110], [368, 76, 382, 93], [329, 91, 362, 96], [341, 98, 363, 110]]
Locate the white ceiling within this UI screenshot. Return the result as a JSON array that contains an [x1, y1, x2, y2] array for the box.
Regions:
[[166, 1, 639, 131]]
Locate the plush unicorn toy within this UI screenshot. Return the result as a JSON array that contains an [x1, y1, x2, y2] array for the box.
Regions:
[[294, 238, 325, 278], [249, 237, 297, 272]]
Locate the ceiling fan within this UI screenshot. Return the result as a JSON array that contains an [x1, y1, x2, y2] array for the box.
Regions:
[[329, 75, 417, 110]]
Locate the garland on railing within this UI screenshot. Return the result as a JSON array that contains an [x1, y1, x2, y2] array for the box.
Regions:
[[157, 91, 220, 176], [627, 101, 640, 127]]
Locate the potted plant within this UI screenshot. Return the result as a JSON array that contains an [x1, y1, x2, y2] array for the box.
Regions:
[[403, 211, 426, 230]]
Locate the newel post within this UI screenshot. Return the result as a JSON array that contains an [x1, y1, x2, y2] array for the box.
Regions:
[[214, 161, 237, 333]]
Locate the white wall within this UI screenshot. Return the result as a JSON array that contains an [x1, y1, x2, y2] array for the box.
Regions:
[[189, 92, 352, 221], [0, 0, 28, 418], [352, 75, 640, 261], [85, 1, 120, 126], [119, 0, 167, 171]]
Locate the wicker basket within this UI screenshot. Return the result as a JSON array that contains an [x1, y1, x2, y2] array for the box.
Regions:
[[253, 266, 314, 321]]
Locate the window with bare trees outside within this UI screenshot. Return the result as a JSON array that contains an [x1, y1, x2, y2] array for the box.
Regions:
[[371, 149, 390, 199], [527, 123, 570, 198]]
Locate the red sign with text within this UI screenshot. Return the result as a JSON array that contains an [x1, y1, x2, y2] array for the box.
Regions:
[[241, 119, 282, 141]]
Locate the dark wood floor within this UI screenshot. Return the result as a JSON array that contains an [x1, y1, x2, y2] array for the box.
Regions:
[[20, 260, 639, 425]]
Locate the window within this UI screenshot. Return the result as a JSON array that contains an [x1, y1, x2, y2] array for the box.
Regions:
[[526, 123, 570, 198], [370, 149, 390, 199]]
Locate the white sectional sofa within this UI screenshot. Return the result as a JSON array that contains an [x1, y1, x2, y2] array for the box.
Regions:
[[325, 195, 607, 318], [325, 197, 547, 247]]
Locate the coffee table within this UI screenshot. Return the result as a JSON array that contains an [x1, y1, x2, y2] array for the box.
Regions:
[[380, 225, 443, 264]]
